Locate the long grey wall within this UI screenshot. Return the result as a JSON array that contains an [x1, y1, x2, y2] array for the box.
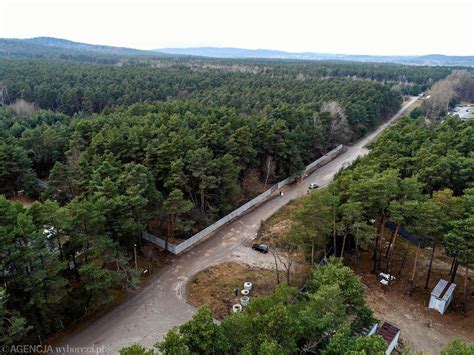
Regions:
[[142, 144, 346, 254]]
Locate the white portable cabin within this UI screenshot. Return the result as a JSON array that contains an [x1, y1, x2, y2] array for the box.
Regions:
[[376, 322, 401, 355], [429, 279, 456, 315], [353, 322, 399, 355]]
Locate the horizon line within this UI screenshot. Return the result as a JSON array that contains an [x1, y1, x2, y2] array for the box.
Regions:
[[6, 36, 473, 58]]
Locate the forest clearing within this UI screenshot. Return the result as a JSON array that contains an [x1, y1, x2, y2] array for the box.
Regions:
[[358, 239, 473, 353]]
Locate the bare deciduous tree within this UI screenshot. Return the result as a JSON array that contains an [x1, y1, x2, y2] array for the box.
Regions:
[[241, 169, 265, 200], [423, 80, 456, 118], [423, 70, 474, 119], [316, 101, 353, 151], [10, 99, 37, 118], [272, 235, 299, 285], [263, 156, 275, 187]]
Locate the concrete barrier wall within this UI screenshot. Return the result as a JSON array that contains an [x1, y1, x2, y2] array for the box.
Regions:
[[304, 144, 346, 175], [144, 144, 345, 254], [142, 231, 179, 254]]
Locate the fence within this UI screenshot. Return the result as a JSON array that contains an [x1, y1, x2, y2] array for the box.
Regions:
[[142, 144, 347, 254]]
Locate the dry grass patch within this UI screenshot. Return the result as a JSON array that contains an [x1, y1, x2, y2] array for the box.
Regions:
[[8, 195, 36, 208], [257, 198, 302, 245], [187, 263, 277, 318]]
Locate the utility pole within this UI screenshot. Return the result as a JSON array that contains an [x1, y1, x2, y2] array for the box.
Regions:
[[134, 243, 138, 270]]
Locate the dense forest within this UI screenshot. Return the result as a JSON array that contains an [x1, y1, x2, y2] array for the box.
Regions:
[[293, 115, 474, 301], [0, 58, 402, 132], [269, 113, 474, 302], [0, 55, 451, 116], [0, 52, 460, 347]]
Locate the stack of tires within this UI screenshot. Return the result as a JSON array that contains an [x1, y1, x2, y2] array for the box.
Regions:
[[233, 281, 253, 312]]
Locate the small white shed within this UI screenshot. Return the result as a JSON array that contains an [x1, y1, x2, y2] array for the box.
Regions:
[[429, 279, 456, 315], [376, 322, 401, 355]]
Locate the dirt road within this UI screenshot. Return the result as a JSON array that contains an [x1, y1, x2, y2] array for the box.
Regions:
[[58, 96, 419, 354]]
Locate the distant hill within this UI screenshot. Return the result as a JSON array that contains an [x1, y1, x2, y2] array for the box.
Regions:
[[23, 37, 155, 56], [156, 47, 474, 67], [0, 37, 168, 64], [0, 37, 472, 67]]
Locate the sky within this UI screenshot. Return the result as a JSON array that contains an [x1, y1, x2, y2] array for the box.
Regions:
[[0, 0, 473, 56]]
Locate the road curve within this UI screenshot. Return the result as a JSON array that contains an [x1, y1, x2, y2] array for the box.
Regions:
[[58, 96, 419, 354]]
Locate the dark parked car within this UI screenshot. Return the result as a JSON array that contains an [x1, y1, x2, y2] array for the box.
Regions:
[[252, 243, 269, 253]]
